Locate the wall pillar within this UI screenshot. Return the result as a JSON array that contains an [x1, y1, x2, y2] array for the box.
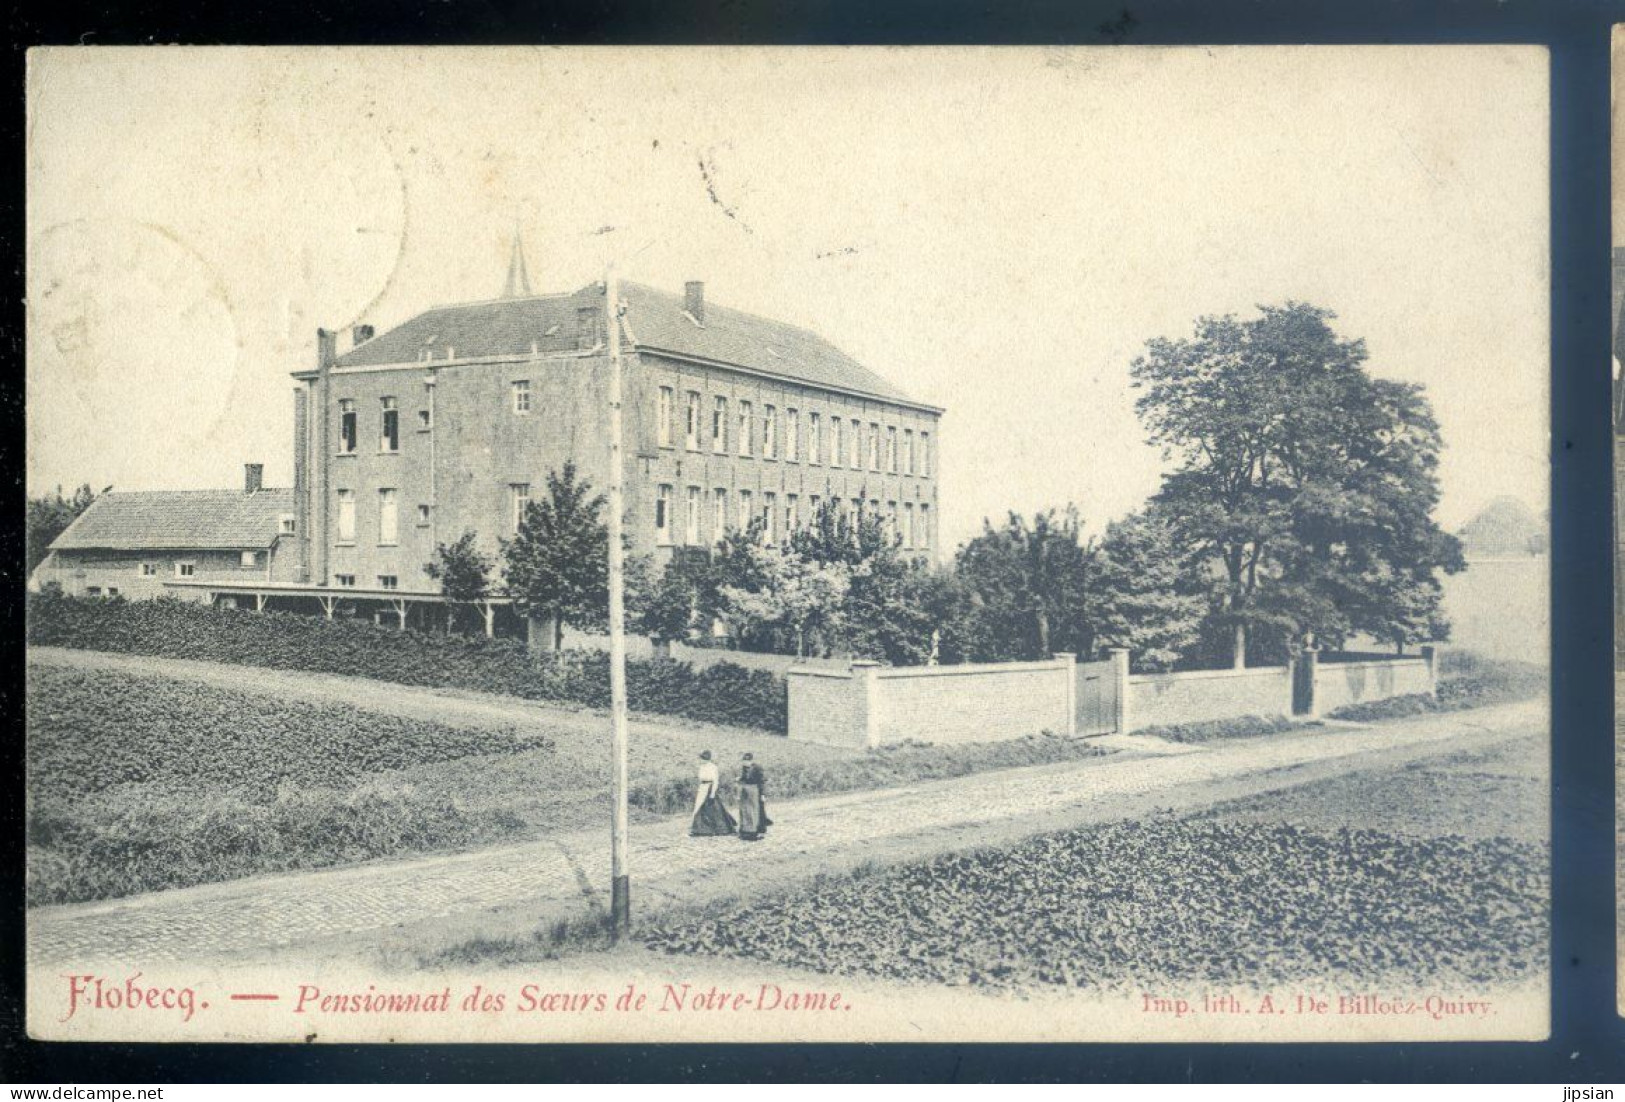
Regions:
[[1420, 644, 1439, 697], [851, 659, 882, 749], [1302, 644, 1322, 718], [1053, 652, 1078, 736], [1109, 647, 1131, 734]]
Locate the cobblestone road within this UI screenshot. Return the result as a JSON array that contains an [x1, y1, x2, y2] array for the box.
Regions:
[[28, 697, 1541, 967]]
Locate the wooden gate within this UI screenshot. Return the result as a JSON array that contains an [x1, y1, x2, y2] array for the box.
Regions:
[[1075, 658, 1118, 736]]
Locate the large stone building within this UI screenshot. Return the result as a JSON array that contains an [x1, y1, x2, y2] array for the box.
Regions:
[[289, 276, 945, 603]]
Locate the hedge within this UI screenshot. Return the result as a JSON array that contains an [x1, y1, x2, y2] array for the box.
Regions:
[[28, 590, 788, 733]]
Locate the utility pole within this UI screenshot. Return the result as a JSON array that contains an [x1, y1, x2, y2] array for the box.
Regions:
[[605, 269, 631, 940]]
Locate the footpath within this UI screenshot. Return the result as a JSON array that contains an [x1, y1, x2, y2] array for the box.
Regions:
[[28, 696, 1542, 967]]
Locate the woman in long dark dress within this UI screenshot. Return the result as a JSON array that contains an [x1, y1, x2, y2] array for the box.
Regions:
[[689, 750, 737, 836], [737, 752, 771, 841]]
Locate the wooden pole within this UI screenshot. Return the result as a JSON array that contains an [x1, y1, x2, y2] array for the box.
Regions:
[[605, 270, 631, 940]]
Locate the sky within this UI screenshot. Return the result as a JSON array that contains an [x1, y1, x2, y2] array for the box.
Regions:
[[26, 46, 1549, 552]]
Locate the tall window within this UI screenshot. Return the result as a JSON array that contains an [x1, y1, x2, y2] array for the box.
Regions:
[[886, 501, 898, 533], [685, 486, 701, 543], [903, 503, 915, 549], [904, 429, 915, 475], [849, 420, 862, 469], [810, 494, 821, 521], [655, 485, 673, 544], [713, 488, 728, 542], [738, 490, 753, 532], [808, 413, 821, 465], [686, 391, 702, 450], [763, 405, 778, 459], [886, 427, 898, 473], [921, 431, 931, 477], [512, 379, 531, 415], [868, 422, 880, 471], [738, 401, 753, 457], [657, 387, 674, 447], [763, 492, 777, 544], [378, 488, 398, 544], [336, 490, 356, 543], [786, 409, 799, 461], [919, 503, 931, 549], [510, 483, 531, 534], [786, 493, 798, 534], [380, 398, 399, 452], [713, 397, 728, 453], [417, 504, 431, 526], [338, 400, 357, 454]]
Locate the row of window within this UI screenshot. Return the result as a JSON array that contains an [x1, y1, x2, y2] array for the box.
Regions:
[[134, 554, 261, 579], [654, 387, 933, 476], [334, 488, 432, 545], [651, 484, 932, 551], [333, 573, 398, 590]]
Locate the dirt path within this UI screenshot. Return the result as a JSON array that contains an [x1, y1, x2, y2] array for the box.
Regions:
[[28, 696, 1543, 968]]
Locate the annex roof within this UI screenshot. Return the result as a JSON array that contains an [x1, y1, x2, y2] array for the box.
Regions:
[[50, 489, 295, 552]]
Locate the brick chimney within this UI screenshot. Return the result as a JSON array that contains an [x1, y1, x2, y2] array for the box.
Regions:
[[684, 281, 705, 324], [316, 328, 338, 370], [244, 463, 264, 495]]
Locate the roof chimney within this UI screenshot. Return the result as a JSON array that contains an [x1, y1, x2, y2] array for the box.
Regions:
[[685, 281, 705, 325], [316, 328, 337, 371], [244, 463, 264, 495]]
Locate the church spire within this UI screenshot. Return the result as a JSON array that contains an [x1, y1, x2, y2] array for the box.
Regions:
[[502, 226, 533, 298]]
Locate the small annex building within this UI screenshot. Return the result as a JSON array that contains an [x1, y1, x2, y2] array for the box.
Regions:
[[31, 464, 297, 603]]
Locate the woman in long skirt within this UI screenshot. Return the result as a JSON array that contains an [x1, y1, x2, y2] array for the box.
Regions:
[[737, 753, 771, 841], [689, 750, 737, 836]]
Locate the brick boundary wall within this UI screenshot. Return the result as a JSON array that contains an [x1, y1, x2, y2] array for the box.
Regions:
[[1310, 647, 1436, 717], [787, 655, 1076, 748], [1126, 665, 1294, 732]]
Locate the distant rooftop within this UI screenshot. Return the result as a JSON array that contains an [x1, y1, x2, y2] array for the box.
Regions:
[[50, 488, 294, 552]]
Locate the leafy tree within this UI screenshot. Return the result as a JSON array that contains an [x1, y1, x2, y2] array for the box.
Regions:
[[636, 554, 700, 646], [424, 530, 494, 633], [788, 499, 949, 664], [1130, 302, 1464, 666], [718, 543, 853, 657], [1089, 510, 1206, 671], [954, 508, 1094, 661], [27, 484, 96, 574], [500, 461, 608, 651]]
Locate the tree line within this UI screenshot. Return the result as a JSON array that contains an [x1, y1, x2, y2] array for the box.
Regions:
[[433, 303, 1463, 670]]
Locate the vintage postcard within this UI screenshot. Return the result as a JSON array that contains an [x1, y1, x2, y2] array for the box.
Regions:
[[25, 45, 1550, 1043]]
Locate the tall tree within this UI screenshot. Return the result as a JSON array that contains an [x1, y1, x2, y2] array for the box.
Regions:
[[27, 484, 96, 574], [954, 508, 1094, 662], [500, 461, 609, 651], [1088, 510, 1206, 671], [1131, 303, 1464, 666], [424, 530, 493, 633], [718, 543, 853, 658]]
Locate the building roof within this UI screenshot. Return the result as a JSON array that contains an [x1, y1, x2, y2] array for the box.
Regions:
[[333, 281, 936, 410], [50, 489, 294, 552]]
